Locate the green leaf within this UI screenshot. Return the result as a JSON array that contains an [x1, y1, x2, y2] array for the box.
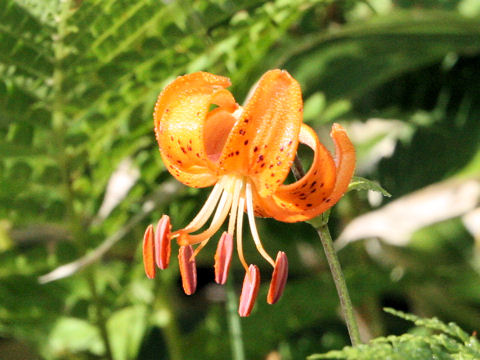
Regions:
[[107, 305, 147, 360], [287, 10, 480, 101], [348, 176, 392, 197], [46, 317, 104, 357]]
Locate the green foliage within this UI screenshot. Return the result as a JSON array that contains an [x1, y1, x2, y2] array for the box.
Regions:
[[348, 176, 392, 197], [1, 0, 480, 359], [309, 309, 480, 360]]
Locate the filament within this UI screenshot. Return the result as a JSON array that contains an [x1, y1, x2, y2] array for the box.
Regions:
[[183, 177, 227, 233], [236, 196, 249, 272], [245, 181, 275, 267], [227, 178, 244, 236], [181, 185, 233, 245]]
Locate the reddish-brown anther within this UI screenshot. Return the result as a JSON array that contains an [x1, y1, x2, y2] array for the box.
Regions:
[[238, 264, 260, 317], [214, 232, 233, 285], [267, 251, 288, 304], [142, 225, 155, 279], [178, 245, 197, 295], [155, 215, 171, 270]]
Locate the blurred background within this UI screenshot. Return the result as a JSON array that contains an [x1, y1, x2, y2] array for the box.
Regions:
[[1, 0, 480, 359]]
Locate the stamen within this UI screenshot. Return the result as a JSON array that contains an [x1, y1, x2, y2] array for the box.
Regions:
[[245, 181, 275, 267], [214, 232, 234, 284], [228, 178, 244, 235], [183, 177, 227, 233], [178, 245, 197, 295], [192, 182, 236, 258], [236, 196, 249, 272], [192, 239, 209, 258], [155, 215, 171, 270], [238, 264, 260, 317], [267, 251, 288, 304], [142, 225, 155, 279], [179, 185, 233, 245]]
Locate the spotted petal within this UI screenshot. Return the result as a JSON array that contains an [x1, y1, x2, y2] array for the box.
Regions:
[[256, 123, 355, 222], [218, 70, 303, 197], [154, 72, 238, 188]]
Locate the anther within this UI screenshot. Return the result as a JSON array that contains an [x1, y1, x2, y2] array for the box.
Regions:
[[238, 264, 260, 317], [267, 251, 288, 304], [214, 232, 233, 285], [142, 225, 155, 279], [155, 215, 171, 270], [178, 245, 197, 295]]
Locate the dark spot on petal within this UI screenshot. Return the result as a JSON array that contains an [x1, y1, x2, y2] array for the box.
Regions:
[[235, 151, 239, 156], [254, 146, 258, 152], [326, 199, 331, 203], [181, 147, 187, 154], [310, 181, 317, 188], [244, 140, 249, 145], [258, 155, 264, 162], [280, 147, 284, 152], [306, 203, 312, 207], [310, 189, 316, 193], [261, 163, 265, 168], [320, 182, 324, 188]]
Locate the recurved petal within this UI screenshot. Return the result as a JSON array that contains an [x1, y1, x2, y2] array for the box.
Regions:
[[218, 70, 303, 197], [256, 123, 355, 223], [154, 72, 238, 188]]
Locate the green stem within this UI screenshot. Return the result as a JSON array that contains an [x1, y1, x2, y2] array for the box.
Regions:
[[155, 277, 183, 360], [226, 277, 246, 360], [312, 219, 361, 346], [86, 270, 115, 360]]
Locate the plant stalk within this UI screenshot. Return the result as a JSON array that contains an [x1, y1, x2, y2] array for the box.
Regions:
[[291, 154, 360, 345], [226, 277, 246, 360], [314, 221, 361, 346]]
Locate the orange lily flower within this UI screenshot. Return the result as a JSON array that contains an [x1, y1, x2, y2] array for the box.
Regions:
[[143, 70, 355, 316]]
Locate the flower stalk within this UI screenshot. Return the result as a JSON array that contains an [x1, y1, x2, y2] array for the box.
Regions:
[[313, 218, 361, 346], [293, 155, 360, 346]]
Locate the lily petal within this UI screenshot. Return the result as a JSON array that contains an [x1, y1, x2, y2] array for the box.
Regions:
[[218, 70, 303, 197], [154, 72, 238, 188], [256, 123, 355, 222]]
